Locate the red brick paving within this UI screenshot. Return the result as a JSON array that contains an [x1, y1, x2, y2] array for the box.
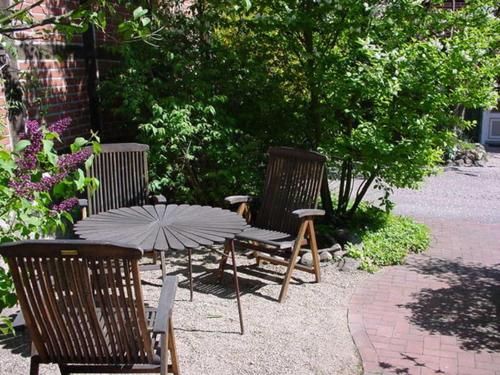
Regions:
[[348, 219, 500, 375]]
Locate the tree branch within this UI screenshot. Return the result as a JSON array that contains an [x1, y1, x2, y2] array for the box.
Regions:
[[0, 0, 44, 25]]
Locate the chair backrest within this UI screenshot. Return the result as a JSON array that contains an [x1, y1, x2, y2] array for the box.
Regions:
[[0, 240, 154, 365], [87, 143, 149, 215], [256, 147, 326, 235]]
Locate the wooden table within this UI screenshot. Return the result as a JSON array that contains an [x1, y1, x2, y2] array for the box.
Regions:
[[75, 204, 248, 333]]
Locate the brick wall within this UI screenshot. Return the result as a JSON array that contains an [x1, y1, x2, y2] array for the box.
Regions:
[[0, 0, 119, 150], [0, 86, 10, 148]]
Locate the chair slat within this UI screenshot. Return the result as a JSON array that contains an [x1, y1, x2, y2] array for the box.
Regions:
[[66, 258, 99, 361], [86, 144, 151, 215], [24, 258, 61, 358], [255, 147, 326, 235], [33, 260, 72, 360], [2, 242, 154, 367], [47, 258, 84, 360]]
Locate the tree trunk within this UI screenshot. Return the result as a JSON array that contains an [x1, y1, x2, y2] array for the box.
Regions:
[[302, 0, 321, 148], [347, 173, 376, 217], [320, 167, 335, 221]]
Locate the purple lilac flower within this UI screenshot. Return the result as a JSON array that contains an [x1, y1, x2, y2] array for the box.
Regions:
[[48, 117, 72, 135], [51, 197, 79, 212], [57, 148, 92, 171], [8, 172, 68, 200], [18, 120, 43, 171], [17, 154, 37, 170], [8, 176, 34, 200], [39, 172, 68, 190], [25, 119, 40, 134]]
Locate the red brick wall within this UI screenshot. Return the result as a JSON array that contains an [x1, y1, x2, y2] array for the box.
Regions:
[[1, 0, 92, 149], [17, 57, 92, 145], [0, 88, 10, 148]]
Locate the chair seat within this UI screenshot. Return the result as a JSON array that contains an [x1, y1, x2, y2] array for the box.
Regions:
[[236, 227, 295, 249]]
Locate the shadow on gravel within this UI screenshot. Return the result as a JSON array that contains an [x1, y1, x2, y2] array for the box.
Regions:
[[404, 258, 500, 352], [0, 326, 30, 358], [177, 271, 268, 299]]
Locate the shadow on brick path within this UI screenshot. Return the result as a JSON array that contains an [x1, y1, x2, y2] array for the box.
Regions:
[[404, 258, 500, 352]]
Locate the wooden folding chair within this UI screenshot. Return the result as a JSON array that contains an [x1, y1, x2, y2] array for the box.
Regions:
[[0, 240, 180, 375], [78, 143, 167, 277], [219, 147, 326, 302]]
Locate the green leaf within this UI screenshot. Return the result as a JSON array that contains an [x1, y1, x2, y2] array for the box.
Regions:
[[53, 182, 67, 197], [92, 141, 101, 154], [242, 0, 251, 11], [42, 139, 54, 154], [84, 154, 94, 170], [70, 137, 88, 153], [133, 7, 148, 20], [14, 140, 31, 152], [47, 152, 58, 166], [75, 169, 85, 190]]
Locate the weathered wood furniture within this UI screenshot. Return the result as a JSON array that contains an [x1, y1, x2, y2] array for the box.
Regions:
[[78, 143, 167, 273], [0, 240, 180, 375], [80, 143, 166, 217], [75, 204, 248, 334], [219, 147, 326, 302]]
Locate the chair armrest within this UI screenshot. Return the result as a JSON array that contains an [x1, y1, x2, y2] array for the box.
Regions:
[[78, 199, 88, 218], [152, 276, 177, 334], [292, 209, 325, 219], [225, 195, 253, 205], [150, 194, 167, 204], [78, 198, 88, 208]]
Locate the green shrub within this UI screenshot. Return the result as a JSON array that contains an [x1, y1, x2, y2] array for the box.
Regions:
[[0, 118, 99, 334], [138, 102, 262, 204], [0, 266, 15, 335], [344, 205, 430, 272], [100, 1, 499, 217]]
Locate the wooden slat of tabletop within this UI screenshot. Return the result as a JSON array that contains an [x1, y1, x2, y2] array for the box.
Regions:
[[75, 204, 247, 253]]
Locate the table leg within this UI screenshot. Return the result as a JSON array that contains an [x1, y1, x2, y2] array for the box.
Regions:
[[160, 251, 166, 280], [229, 240, 244, 335], [188, 248, 193, 302]]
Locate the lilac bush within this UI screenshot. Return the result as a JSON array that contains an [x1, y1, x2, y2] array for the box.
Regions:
[[0, 117, 100, 333], [2, 116, 100, 235]]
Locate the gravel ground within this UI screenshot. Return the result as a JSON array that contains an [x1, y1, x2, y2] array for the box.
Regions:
[[331, 147, 500, 223], [0, 250, 366, 375]]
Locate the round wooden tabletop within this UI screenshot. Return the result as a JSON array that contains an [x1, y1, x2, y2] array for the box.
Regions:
[[74, 204, 248, 252]]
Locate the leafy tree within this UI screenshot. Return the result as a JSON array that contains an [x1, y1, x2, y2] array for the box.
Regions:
[[217, 0, 499, 218], [101, 0, 499, 218], [100, 2, 264, 203]]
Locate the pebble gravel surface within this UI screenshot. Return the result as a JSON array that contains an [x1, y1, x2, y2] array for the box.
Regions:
[[0, 251, 366, 375], [331, 148, 500, 223]]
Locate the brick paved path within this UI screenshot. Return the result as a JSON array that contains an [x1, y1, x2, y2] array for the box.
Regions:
[[349, 219, 500, 375]]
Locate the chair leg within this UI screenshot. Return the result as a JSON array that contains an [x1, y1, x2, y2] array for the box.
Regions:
[[58, 364, 69, 375], [160, 251, 167, 280], [218, 241, 231, 282], [30, 355, 40, 375], [168, 317, 180, 375], [188, 248, 193, 302], [278, 220, 308, 303], [160, 331, 169, 375], [254, 250, 262, 266], [307, 220, 321, 283], [229, 240, 244, 334]]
